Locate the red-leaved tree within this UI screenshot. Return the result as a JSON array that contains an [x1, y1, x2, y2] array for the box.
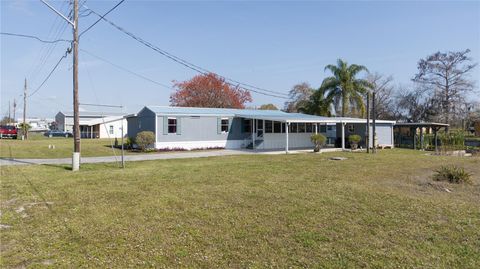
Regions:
[[170, 73, 252, 108]]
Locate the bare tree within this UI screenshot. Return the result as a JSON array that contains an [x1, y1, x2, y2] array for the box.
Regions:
[[284, 82, 314, 112], [413, 49, 477, 128], [367, 73, 396, 120], [396, 84, 440, 123]]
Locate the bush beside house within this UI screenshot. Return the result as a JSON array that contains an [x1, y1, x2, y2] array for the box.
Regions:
[[310, 134, 327, 152], [348, 134, 361, 150], [135, 131, 155, 151]]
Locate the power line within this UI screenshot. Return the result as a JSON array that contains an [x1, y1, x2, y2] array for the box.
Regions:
[[84, 6, 290, 99], [0, 32, 71, 44], [79, 0, 125, 37], [80, 48, 173, 90], [29, 48, 70, 98], [27, 1, 71, 86]]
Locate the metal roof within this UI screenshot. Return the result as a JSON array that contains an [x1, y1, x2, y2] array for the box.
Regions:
[[59, 111, 128, 117], [144, 106, 396, 124], [145, 106, 288, 117]]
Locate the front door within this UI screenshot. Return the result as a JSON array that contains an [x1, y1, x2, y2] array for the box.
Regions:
[[256, 119, 264, 141]]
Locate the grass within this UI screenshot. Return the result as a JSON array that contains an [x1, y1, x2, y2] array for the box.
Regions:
[[0, 133, 128, 159], [1, 149, 479, 268]]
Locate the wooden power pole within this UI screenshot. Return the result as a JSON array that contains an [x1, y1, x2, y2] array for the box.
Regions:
[[23, 78, 27, 139], [366, 92, 370, 153], [72, 0, 80, 171], [13, 98, 16, 124], [40, 0, 80, 170], [372, 92, 376, 154]]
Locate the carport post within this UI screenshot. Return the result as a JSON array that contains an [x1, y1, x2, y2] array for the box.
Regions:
[[420, 127, 424, 150], [285, 122, 289, 154], [341, 122, 345, 150]]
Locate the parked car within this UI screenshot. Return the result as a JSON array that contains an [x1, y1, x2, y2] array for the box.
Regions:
[[44, 130, 73, 138], [0, 125, 18, 139]]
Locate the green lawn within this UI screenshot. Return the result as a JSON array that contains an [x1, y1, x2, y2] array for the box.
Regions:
[[1, 150, 479, 268], [0, 134, 128, 159]]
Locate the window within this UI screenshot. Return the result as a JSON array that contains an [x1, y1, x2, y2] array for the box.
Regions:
[[282, 123, 286, 133], [327, 125, 333, 131], [109, 125, 114, 135], [290, 123, 298, 133], [243, 119, 252, 133], [221, 118, 229, 133], [298, 123, 306, 133], [306, 123, 313, 133], [168, 118, 177, 133], [320, 125, 327, 133], [273, 121, 282, 133], [348, 124, 355, 133], [265, 120, 273, 133]]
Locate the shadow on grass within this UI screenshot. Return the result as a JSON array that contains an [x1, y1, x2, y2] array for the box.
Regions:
[[41, 163, 71, 171]]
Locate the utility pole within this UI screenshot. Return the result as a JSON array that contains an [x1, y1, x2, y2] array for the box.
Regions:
[[13, 98, 16, 124], [8, 101, 11, 123], [366, 93, 370, 154], [372, 92, 376, 154], [72, 0, 80, 171], [23, 78, 27, 139], [40, 0, 79, 170]]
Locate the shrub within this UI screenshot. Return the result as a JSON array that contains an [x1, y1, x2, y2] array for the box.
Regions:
[[348, 134, 361, 143], [439, 131, 465, 152], [310, 134, 327, 152], [125, 137, 135, 149], [433, 165, 472, 184], [135, 131, 155, 151]]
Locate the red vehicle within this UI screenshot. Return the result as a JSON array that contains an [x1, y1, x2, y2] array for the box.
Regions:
[[0, 125, 18, 139]]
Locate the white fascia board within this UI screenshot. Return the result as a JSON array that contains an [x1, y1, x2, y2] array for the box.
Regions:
[[285, 119, 328, 123], [339, 120, 396, 124], [155, 113, 236, 117]]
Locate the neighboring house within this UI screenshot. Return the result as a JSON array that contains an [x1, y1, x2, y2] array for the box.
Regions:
[[127, 106, 395, 152], [15, 118, 53, 132], [55, 111, 127, 138]]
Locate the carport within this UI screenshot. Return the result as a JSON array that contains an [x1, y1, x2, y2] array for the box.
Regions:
[[394, 122, 449, 152]]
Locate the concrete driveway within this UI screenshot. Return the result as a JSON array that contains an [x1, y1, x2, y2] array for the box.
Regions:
[[0, 150, 250, 166]]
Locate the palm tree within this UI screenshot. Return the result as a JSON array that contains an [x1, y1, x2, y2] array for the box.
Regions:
[[321, 59, 373, 117], [298, 86, 334, 116]]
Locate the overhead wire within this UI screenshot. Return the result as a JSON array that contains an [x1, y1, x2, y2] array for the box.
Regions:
[[28, 48, 70, 98], [83, 5, 291, 99], [80, 48, 173, 90], [79, 0, 125, 37], [0, 32, 71, 44], [27, 0, 71, 86]]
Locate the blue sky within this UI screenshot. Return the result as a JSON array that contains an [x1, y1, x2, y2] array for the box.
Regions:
[[1, 0, 479, 118]]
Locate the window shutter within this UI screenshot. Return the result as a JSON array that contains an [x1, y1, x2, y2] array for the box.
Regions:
[[217, 117, 221, 134], [163, 116, 168, 135], [176, 117, 181, 135]]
